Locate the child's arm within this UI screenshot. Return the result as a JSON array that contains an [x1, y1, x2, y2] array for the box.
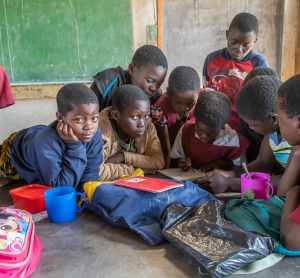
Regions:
[[197, 169, 240, 194], [123, 123, 165, 170], [99, 162, 135, 181], [197, 135, 275, 193], [98, 141, 134, 181], [169, 126, 192, 171], [79, 129, 103, 184], [277, 147, 300, 195], [280, 185, 300, 250], [247, 135, 275, 172], [156, 127, 171, 168], [150, 104, 171, 168], [34, 124, 89, 187]]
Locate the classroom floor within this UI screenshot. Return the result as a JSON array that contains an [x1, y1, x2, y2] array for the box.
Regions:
[[1, 182, 300, 278]]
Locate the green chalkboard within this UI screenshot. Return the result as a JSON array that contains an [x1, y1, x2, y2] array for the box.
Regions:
[[0, 0, 133, 84]]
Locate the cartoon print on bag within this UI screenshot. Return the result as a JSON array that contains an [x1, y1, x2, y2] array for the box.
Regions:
[[0, 209, 29, 251]]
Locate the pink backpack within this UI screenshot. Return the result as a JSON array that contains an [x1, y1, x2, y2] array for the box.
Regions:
[[0, 207, 41, 278]]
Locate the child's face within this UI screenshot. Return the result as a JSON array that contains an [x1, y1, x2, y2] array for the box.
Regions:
[[195, 122, 221, 144], [129, 63, 167, 98], [243, 116, 277, 136], [0, 217, 19, 234], [226, 27, 257, 61], [112, 100, 150, 140], [168, 90, 198, 117], [276, 97, 300, 146], [59, 103, 99, 143]]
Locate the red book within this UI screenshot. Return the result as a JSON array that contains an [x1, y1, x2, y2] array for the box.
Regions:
[[113, 176, 183, 193]]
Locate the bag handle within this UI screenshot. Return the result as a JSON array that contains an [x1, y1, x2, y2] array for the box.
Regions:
[[266, 182, 274, 198]]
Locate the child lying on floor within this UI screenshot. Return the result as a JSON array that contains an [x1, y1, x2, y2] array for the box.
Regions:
[[0, 84, 103, 189]]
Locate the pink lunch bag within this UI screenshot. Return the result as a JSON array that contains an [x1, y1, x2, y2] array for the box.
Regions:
[[0, 207, 41, 277]]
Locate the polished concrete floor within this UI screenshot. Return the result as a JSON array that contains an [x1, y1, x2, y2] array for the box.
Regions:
[[1, 182, 300, 278]]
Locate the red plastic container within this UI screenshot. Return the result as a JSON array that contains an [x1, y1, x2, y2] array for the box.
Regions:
[[9, 184, 52, 214]]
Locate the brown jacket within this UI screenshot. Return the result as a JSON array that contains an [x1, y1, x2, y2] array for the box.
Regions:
[[98, 107, 165, 181]]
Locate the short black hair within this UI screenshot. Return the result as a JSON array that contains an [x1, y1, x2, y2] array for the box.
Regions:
[[195, 91, 230, 129], [235, 76, 282, 121], [229, 12, 259, 35], [112, 84, 149, 113], [56, 83, 99, 116], [243, 67, 278, 86], [167, 66, 200, 94], [277, 73, 300, 117], [131, 45, 168, 69]]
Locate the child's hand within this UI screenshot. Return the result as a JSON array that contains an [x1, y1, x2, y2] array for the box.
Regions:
[[105, 153, 125, 164], [178, 157, 192, 171], [56, 120, 79, 143], [197, 169, 230, 194]]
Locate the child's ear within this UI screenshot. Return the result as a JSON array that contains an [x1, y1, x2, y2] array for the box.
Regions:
[[226, 30, 229, 40], [128, 63, 135, 76], [270, 114, 278, 125], [56, 112, 63, 121], [270, 114, 278, 124], [110, 109, 120, 121]]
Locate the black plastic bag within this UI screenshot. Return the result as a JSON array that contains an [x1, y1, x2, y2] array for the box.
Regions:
[[162, 200, 275, 278]]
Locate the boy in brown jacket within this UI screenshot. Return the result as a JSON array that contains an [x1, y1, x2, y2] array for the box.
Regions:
[[98, 85, 164, 181]]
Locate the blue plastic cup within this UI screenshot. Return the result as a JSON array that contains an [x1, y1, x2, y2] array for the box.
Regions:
[[44, 186, 86, 223]]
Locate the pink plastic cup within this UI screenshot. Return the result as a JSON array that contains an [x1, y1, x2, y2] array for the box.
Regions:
[[241, 172, 274, 200]]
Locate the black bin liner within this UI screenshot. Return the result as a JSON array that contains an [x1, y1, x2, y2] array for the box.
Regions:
[[161, 200, 275, 278]]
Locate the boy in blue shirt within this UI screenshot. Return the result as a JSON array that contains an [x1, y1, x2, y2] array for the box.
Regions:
[[203, 12, 268, 131], [0, 84, 103, 188], [90, 45, 168, 111]]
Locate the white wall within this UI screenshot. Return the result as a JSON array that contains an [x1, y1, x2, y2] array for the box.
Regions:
[[0, 99, 56, 142]]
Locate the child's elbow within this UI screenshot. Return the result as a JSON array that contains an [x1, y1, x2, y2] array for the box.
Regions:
[[149, 153, 165, 170], [280, 231, 300, 251], [156, 157, 165, 170]]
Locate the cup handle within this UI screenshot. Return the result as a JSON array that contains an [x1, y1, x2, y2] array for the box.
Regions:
[[76, 192, 87, 213], [266, 182, 274, 198]]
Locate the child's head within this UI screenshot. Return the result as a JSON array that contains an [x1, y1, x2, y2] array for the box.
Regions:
[[243, 67, 278, 86], [276, 74, 300, 146], [226, 12, 258, 61], [111, 84, 150, 140], [235, 76, 282, 135], [128, 45, 168, 98], [167, 66, 200, 117], [56, 83, 99, 142], [194, 91, 230, 143]]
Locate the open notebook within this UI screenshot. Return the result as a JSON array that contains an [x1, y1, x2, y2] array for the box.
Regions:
[[159, 168, 206, 181]]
